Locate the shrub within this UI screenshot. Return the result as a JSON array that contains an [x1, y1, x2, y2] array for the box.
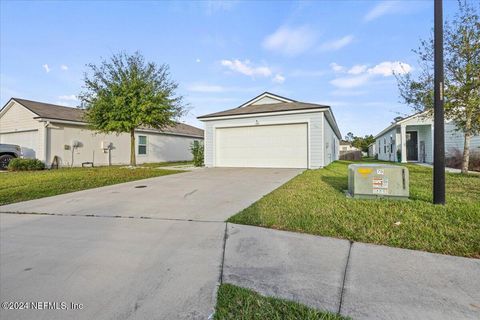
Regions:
[[7, 158, 45, 171], [445, 147, 480, 172], [190, 141, 204, 167]]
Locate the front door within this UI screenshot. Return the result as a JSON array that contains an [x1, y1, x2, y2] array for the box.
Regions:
[[406, 131, 418, 161]]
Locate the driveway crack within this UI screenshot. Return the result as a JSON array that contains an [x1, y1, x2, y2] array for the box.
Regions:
[[338, 240, 353, 315], [219, 222, 228, 284]]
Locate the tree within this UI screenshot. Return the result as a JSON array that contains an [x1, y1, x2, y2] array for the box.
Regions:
[[352, 134, 375, 152], [79, 52, 186, 166], [396, 1, 480, 173], [345, 132, 355, 142]]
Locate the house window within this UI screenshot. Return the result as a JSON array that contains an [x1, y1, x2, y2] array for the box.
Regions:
[[138, 135, 147, 155], [384, 138, 387, 153]]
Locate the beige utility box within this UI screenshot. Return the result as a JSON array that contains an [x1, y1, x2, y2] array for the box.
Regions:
[[348, 164, 409, 200]]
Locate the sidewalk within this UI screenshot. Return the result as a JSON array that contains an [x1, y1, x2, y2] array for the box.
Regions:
[[414, 162, 480, 174], [223, 223, 480, 320]]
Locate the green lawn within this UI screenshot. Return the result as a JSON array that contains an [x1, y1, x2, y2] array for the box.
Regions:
[[0, 166, 183, 206], [141, 160, 193, 168], [215, 284, 347, 320], [229, 160, 480, 258]]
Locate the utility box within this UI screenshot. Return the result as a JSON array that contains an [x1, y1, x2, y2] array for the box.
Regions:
[[348, 164, 409, 200]]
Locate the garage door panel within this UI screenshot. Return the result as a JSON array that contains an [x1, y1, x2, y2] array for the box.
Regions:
[[215, 124, 308, 168], [0, 130, 38, 158]]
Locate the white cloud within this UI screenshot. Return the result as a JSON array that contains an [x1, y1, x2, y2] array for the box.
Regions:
[[348, 65, 368, 75], [263, 26, 316, 56], [319, 35, 354, 52], [58, 94, 77, 101], [364, 1, 403, 22], [60, 64, 68, 71], [330, 74, 371, 89], [367, 61, 412, 76], [272, 74, 286, 84], [329, 60, 412, 88], [221, 59, 272, 77], [330, 63, 346, 73], [196, 58, 201, 63], [42, 64, 50, 73]]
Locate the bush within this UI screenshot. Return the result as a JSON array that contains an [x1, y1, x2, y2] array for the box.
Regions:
[[445, 147, 480, 172], [7, 158, 45, 171], [190, 141, 204, 167]]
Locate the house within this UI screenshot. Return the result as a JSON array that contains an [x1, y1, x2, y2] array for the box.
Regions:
[[340, 141, 360, 153], [367, 142, 376, 157], [373, 110, 480, 163], [0, 98, 203, 167], [197, 92, 341, 169]]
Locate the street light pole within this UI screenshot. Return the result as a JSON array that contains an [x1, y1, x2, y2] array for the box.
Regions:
[[433, 0, 445, 205]]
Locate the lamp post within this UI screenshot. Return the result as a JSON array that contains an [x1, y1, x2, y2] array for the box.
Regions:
[[433, 0, 445, 205]]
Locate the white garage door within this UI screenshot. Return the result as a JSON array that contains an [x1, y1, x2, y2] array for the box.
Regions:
[[215, 123, 308, 168], [0, 130, 38, 158]]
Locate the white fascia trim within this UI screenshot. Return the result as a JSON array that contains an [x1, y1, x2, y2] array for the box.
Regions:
[[34, 118, 204, 139], [238, 93, 294, 108], [199, 108, 326, 121], [0, 128, 39, 134]]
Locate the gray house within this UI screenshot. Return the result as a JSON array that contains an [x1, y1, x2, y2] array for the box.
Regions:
[[198, 92, 341, 169], [374, 111, 480, 163]]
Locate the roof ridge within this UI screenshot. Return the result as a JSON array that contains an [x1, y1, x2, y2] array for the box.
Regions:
[[13, 97, 83, 111]]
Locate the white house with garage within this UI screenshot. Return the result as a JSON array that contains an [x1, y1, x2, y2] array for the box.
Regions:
[[197, 92, 341, 169], [0, 98, 203, 167], [374, 110, 480, 163]]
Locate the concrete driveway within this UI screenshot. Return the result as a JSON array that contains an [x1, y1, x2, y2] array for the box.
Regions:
[[0, 168, 301, 320], [0, 167, 301, 221]]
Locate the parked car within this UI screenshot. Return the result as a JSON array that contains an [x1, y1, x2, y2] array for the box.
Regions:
[[0, 144, 22, 170]]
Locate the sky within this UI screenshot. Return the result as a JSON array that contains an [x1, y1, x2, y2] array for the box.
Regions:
[[0, 0, 463, 137]]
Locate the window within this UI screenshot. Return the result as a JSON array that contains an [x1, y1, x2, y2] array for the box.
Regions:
[[384, 138, 387, 153], [138, 135, 147, 155]]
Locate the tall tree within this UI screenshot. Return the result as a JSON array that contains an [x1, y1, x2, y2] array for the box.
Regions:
[[396, 0, 480, 173], [79, 52, 186, 166]]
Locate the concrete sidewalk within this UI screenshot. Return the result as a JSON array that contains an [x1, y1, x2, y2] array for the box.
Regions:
[[223, 224, 480, 320]]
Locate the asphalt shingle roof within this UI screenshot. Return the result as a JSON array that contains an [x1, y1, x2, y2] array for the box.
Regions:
[[197, 101, 329, 119], [11, 98, 204, 138]]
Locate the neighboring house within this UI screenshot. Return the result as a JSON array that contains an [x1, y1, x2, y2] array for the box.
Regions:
[[367, 143, 376, 157], [340, 141, 360, 153], [0, 98, 203, 167], [197, 92, 341, 169], [373, 110, 480, 163]]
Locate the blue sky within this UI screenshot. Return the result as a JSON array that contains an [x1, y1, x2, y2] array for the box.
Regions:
[[0, 0, 461, 137]]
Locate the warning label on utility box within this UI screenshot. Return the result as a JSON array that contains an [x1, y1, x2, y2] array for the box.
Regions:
[[372, 177, 389, 194]]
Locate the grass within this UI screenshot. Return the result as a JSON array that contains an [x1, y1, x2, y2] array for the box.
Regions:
[[141, 160, 193, 168], [0, 166, 183, 206], [214, 284, 347, 320], [229, 160, 480, 258]]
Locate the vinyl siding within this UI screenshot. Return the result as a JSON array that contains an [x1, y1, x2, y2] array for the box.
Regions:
[[202, 111, 326, 169], [0, 101, 44, 160], [323, 113, 339, 166], [445, 121, 480, 155], [47, 123, 198, 167], [375, 113, 480, 164], [376, 128, 397, 162]]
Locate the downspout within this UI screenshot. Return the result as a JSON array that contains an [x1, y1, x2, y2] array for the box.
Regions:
[[43, 121, 50, 167]]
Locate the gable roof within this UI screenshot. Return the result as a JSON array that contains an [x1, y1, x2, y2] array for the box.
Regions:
[[374, 110, 429, 139], [2, 98, 204, 138], [197, 92, 341, 139], [197, 101, 329, 119], [236, 92, 296, 108]]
